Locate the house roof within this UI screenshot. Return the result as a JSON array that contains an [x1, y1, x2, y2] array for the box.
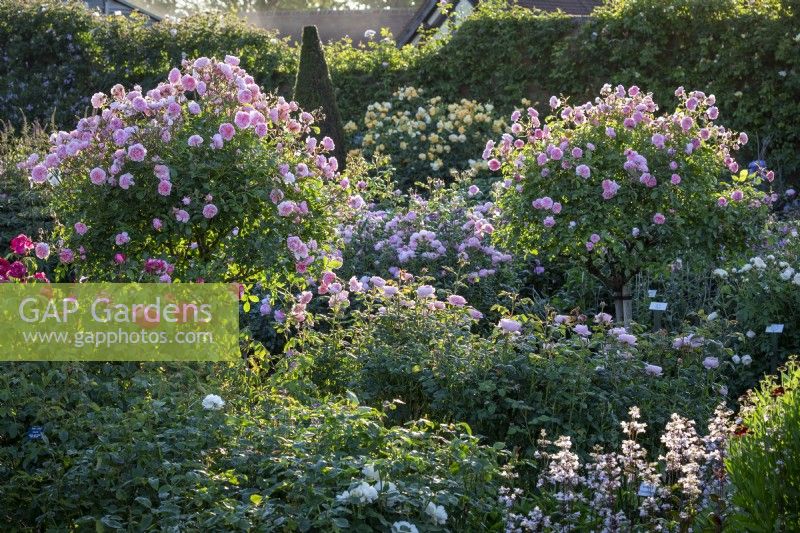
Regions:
[[396, 0, 601, 45]]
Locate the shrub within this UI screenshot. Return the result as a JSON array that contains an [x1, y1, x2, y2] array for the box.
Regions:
[[339, 176, 518, 314], [347, 87, 510, 190], [713, 250, 800, 387], [0, 122, 53, 247], [293, 25, 347, 167], [20, 56, 356, 284], [300, 278, 727, 454], [488, 85, 770, 324], [726, 359, 800, 532], [0, 362, 513, 530]]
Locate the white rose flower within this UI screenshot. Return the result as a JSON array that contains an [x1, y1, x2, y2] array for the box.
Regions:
[[392, 522, 419, 533], [425, 502, 448, 525], [362, 464, 380, 481], [741, 354, 752, 366], [201, 394, 225, 410]]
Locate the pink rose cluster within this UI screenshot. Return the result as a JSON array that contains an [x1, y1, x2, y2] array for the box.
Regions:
[[485, 83, 772, 257], [344, 190, 512, 284], [20, 55, 348, 282]]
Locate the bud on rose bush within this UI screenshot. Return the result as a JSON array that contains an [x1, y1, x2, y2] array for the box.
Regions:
[[22, 56, 360, 284], [487, 85, 771, 321]]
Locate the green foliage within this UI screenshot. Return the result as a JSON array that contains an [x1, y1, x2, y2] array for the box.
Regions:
[[301, 289, 725, 455], [293, 25, 346, 166], [0, 0, 297, 129], [0, 362, 512, 530], [0, 122, 53, 248], [726, 359, 800, 532]]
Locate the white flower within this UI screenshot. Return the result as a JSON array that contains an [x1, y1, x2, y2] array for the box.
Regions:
[[702, 356, 719, 369], [741, 354, 752, 366], [392, 522, 419, 533], [732, 355, 741, 364], [707, 311, 718, 321], [338, 482, 378, 504], [746, 330, 756, 339], [712, 268, 728, 278], [364, 29, 377, 39], [738, 263, 753, 273], [751, 256, 767, 269], [362, 464, 380, 481], [425, 502, 448, 525], [201, 394, 225, 410], [644, 363, 663, 376], [781, 267, 795, 281], [793, 273, 800, 286]]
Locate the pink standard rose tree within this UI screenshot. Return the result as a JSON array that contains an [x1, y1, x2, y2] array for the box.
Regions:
[[487, 84, 770, 324], [22, 56, 357, 284]]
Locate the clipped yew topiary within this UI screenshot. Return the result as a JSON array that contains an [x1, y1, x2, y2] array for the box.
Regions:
[[293, 25, 346, 167]]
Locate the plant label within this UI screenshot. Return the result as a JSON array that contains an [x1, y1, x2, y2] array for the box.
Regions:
[[647, 289, 657, 298], [766, 324, 784, 334], [649, 302, 667, 311]]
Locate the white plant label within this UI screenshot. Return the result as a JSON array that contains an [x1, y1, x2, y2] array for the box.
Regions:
[[766, 324, 784, 334], [649, 302, 667, 311], [647, 289, 657, 298]]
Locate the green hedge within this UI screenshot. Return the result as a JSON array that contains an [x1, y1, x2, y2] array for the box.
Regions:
[[1, 0, 798, 178]]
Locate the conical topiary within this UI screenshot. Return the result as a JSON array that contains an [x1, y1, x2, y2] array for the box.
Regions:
[[293, 25, 346, 168]]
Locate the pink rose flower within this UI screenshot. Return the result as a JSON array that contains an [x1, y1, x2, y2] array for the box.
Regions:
[[157, 180, 172, 196], [89, 167, 107, 185], [202, 203, 219, 219], [127, 143, 147, 162]]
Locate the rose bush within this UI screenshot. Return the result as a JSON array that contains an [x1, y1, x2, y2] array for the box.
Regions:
[[21, 56, 361, 285], [339, 177, 517, 313], [347, 86, 510, 190], [487, 85, 771, 324]]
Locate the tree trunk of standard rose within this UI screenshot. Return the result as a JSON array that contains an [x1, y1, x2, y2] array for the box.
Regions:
[[612, 281, 632, 329]]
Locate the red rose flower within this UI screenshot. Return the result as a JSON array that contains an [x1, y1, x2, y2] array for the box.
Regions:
[[10, 234, 34, 256], [8, 261, 28, 279]]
